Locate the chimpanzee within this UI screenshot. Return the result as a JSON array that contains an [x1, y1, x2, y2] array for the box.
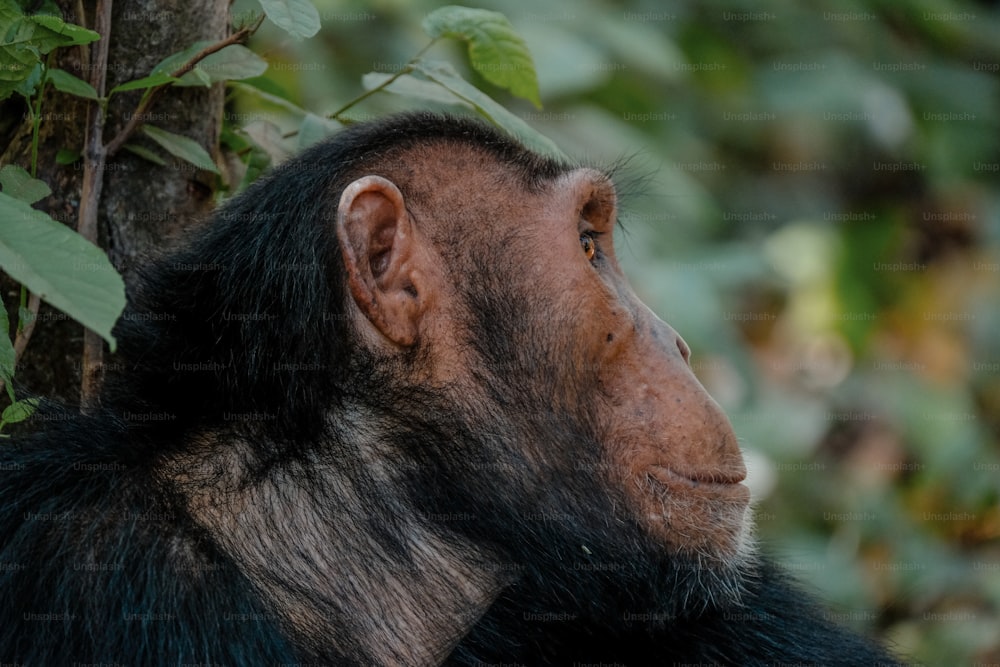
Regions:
[[0, 113, 900, 666]]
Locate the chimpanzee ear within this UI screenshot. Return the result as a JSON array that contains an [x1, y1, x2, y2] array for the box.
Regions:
[[336, 175, 424, 347]]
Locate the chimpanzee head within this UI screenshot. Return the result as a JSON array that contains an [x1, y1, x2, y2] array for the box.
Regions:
[[328, 114, 752, 611], [124, 113, 752, 661]]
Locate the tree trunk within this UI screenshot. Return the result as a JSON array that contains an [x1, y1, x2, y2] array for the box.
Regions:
[[1, 0, 229, 405]]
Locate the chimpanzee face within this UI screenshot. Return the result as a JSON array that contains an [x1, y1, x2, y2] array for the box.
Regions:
[[336, 150, 751, 577], [535, 168, 751, 562]]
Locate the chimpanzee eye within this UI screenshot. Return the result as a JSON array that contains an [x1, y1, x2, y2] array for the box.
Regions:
[[580, 233, 597, 261]]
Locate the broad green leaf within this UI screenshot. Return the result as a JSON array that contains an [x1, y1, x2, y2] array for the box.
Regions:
[[0, 3, 96, 100], [0, 41, 40, 100], [0, 12, 98, 55], [0, 192, 125, 349], [122, 143, 167, 166], [0, 165, 51, 204], [1, 398, 39, 427], [55, 148, 80, 165], [413, 60, 564, 160], [28, 14, 100, 51], [46, 67, 98, 100], [141, 125, 220, 174], [259, 0, 321, 40], [174, 45, 267, 86], [109, 72, 178, 94], [361, 71, 473, 108], [422, 6, 541, 108], [0, 1, 21, 30]]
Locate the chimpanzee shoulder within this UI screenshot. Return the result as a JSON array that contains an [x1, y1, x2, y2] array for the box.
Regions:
[[0, 408, 299, 664]]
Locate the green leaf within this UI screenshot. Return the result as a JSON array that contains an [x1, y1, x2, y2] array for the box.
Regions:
[[122, 143, 167, 166], [0, 11, 99, 55], [55, 148, 81, 165], [422, 6, 541, 108], [0, 42, 40, 100], [0, 192, 125, 349], [1, 398, 39, 427], [141, 125, 220, 174], [259, 0, 321, 40], [46, 67, 98, 100], [0, 165, 51, 205], [413, 60, 564, 160], [28, 14, 100, 51], [109, 71, 179, 94], [361, 71, 473, 108], [175, 45, 267, 86], [0, 3, 98, 100]]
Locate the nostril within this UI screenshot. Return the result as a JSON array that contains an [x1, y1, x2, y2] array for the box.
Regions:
[[676, 336, 691, 364]]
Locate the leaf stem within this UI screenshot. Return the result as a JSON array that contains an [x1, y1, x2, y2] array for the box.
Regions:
[[104, 14, 265, 157], [328, 38, 438, 120], [78, 0, 114, 409], [28, 56, 54, 178]]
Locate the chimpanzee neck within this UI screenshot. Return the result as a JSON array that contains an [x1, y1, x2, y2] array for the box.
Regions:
[[161, 429, 510, 666]]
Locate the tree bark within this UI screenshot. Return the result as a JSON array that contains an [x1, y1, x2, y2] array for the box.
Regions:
[[0, 0, 229, 405]]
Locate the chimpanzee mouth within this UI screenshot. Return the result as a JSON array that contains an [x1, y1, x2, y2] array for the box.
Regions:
[[649, 466, 750, 502]]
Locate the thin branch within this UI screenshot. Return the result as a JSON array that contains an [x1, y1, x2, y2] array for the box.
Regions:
[[326, 66, 412, 120], [78, 0, 114, 409], [78, 0, 112, 244], [328, 39, 438, 121], [171, 14, 266, 80], [104, 14, 265, 157]]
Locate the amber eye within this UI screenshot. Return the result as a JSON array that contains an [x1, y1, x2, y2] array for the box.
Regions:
[[580, 233, 597, 261]]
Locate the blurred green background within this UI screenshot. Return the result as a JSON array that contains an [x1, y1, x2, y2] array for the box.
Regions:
[[231, 0, 1000, 663]]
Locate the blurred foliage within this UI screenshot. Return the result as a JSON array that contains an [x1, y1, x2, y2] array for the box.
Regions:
[[230, 0, 1000, 663]]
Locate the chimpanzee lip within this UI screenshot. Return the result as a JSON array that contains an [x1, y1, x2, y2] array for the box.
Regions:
[[650, 465, 749, 497]]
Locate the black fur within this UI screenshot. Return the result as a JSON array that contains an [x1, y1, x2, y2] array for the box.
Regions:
[[0, 113, 899, 665], [449, 562, 899, 666], [0, 411, 300, 663]]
